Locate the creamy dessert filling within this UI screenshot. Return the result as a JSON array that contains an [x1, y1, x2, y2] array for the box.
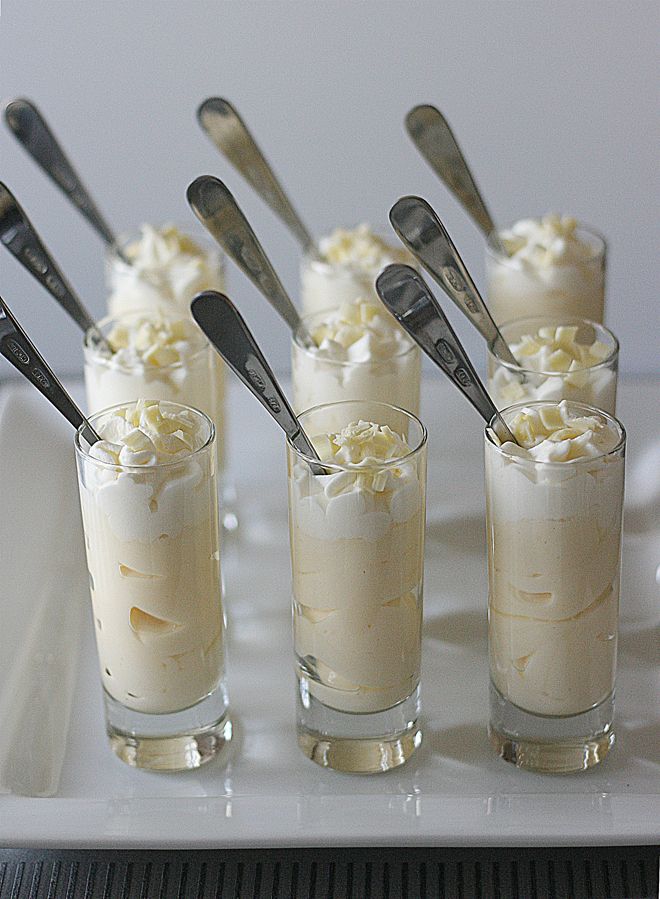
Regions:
[[107, 223, 224, 316], [486, 401, 624, 717], [78, 400, 223, 715], [292, 297, 420, 414], [489, 323, 617, 411], [301, 224, 410, 315], [290, 420, 425, 713], [486, 214, 606, 324]]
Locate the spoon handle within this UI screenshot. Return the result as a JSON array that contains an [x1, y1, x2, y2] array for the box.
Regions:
[[0, 183, 110, 352], [191, 291, 325, 474], [390, 195, 518, 366], [197, 98, 316, 254], [187, 176, 313, 346], [4, 99, 118, 248], [0, 296, 99, 445], [375, 265, 516, 445], [405, 105, 499, 240]]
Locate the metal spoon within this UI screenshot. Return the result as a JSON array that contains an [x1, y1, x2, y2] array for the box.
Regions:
[[4, 98, 120, 250], [187, 175, 315, 348], [0, 295, 100, 446], [405, 104, 505, 252], [0, 183, 112, 353], [375, 265, 518, 445], [389, 195, 518, 367], [191, 291, 326, 474], [197, 98, 318, 257]]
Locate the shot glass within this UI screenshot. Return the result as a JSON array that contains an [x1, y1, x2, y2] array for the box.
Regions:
[[287, 400, 427, 773], [83, 311, 226, 467], [106, 225, 225, 318], [485, 224, 606, 325], [487, 316, 619, 414], [291, 311, 421, 416], [485, 400, 626, 773], [75, 401, 230, 770]]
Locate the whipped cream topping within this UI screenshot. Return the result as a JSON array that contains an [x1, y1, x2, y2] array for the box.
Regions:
[[108, 223, 223, 315], [307, 298, 413, 364], [318, 224, 408, 272], [89, 399, 207, 469], [508, 325, 612, 373], [499, 214, 599, 268], [498, 401, 620, 463], [100, 315, 206, 371]]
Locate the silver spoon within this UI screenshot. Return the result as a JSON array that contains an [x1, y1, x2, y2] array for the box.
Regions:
[[405, 104, 505, 252], [191, 291, 326, 474], [4, 98, 120, 251], [0, 183, 112, 353], [187, 175, 316, 348], [375, 265, 518, 445], [197, 98, 318, 257], [389, 195, 518, 367], [0, 295, 100, 446]]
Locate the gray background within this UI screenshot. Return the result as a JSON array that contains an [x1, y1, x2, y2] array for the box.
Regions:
[[1, 0, 658, 379]]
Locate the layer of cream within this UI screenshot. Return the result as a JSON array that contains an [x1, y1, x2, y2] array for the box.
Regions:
[[289, 420, 425, 713], [84, 313, 226, 464], [486, 215, 605, 324], [486, 402, 624, 716], [292, 298, 420, 414], [300, 224, 410, 316], [77, 400, 224, 714], [489, 324, 617, 413], [107, 223, 224, 317]]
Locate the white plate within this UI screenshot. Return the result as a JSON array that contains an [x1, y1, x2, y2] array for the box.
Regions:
[[0, 379, 658, 847]]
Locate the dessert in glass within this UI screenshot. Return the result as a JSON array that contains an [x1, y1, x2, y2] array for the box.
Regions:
[[291, 297, 421, 415], [83, 311, 226, 465], [485, 215, 606, 325], [488, 316, 618, 414], [106, 223, 225, 318], [287, 401, 427, 773], [485, 400, 625, 773], [300, 224, 410, 316], [75, 399, 230, 770]]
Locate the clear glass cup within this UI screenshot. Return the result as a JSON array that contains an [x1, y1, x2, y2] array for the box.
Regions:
[[105, 225, 225, 318], [291, 311, 421, 416], [75, 401, 231, 770], [287, 400, 427, 773], [487, 316, 619, 414], [485, 224, 607, 325], [83, 311, 226, 467], [299, 232, 408, 317], [485, 400, 626, 773]]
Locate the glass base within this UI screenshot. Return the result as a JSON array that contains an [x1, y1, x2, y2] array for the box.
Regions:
[[104, 680, 231, 771], [296, 679, 421, 773], [489, 681, 615, 774]]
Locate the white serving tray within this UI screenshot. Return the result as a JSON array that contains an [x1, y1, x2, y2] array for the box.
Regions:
[[0, 378, 658, 848]]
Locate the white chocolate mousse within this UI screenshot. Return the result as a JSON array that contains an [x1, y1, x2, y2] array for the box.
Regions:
[[486, 401, 624, 717], [77, 400, 224, 715], [301, 224, 410, 315], [486, 215, 606, 324], [289, 420, 426, 713], [292, 297, 420, 414], [107, 224, 224, 317], [489, 324, 617, 412], [84, 313, 226, 462]]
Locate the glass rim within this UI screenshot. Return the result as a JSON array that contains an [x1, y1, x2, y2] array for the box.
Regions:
[[74, 400, 216, 471], [488, 315, 619, 376], [83, 310, 211, 371], [485, 220, 607, 267], [287, 399, 427, 472], [485, 399, 626, 465], [106, 221, 225, 266], [292, 307, 418, 365]]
